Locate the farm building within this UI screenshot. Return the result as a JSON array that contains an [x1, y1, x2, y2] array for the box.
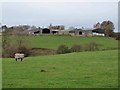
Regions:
[[48, 24, 65, 30], [48, 24, 65, 35], [92, 28, 105, 36], [28, 28, 58, 35], [1, 25, 7, 32], [28, 28, 41, 35], [68, 28, 93, 36], [42, 28, 51, 34], [58, 29, 71, 35], [51, 30, 59, 34], [28, 24, 65, 35], [26, 24, 105, 36], [60, 28, 105, 36]]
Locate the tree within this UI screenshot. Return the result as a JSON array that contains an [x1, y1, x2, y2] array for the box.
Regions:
[[2, 28, 15, 57], [101, 21, 115, 37], [94, 22, 101, 29], [2, 27, 29, 58]]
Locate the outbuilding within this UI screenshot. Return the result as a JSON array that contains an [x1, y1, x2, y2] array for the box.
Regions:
[[42, 28, 50, 34], [92, 28, 105, 36]]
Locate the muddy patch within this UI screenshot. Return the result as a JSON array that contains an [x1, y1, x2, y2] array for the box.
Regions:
[[29, 48, 56, 56]]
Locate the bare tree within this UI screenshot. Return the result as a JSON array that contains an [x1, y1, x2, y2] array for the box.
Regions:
[[2, 27, 29, 57]]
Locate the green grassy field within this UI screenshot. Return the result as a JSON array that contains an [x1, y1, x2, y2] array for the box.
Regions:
[[27, 35, 118, 50], [2, 50, 118, 88], [6, 35, 118, 51]]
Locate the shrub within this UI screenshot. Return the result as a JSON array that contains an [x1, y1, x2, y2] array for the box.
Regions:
[[57, 45, 69, 54], [2, 45, 30, 58], [2, 44, 17, 58], [70, 44, 82, 52], [111, 32, 120, 40], [84, 41, 99, 51], [3, 48, 13, 58], [115, 34, 120, 40], [116, 36, 120, 40]]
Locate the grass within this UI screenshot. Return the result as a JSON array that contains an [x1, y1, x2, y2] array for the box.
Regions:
[[2, 50, 118, 88], [2, 35, 118, 88], [6, 35, 118, 50], [27, 35, 118, 50]]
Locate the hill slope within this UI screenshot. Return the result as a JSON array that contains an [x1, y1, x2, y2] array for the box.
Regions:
[[3, 50, 118, 88], [28, 36, 118, 50]]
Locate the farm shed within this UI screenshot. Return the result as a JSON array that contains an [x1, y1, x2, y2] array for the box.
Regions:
[[92, 28, 105, 36], [28, 29, 42, 35], [69, 28, 93, 36], [58, 30, 70, 35], [42, 28, 51, 34], [51, 30, 59, 34]]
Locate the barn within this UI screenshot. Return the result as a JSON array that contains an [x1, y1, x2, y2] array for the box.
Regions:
[[51, 30, 59, 34], [69, 28, 93, 36], [28, 29, 41, 35], [68, 28, 105, 36], [42, 28, 51, 34], [92, 28, 105, 36]]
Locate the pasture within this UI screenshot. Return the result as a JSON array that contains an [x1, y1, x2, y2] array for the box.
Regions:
[[28, 35, 118, 50], [8, 35, 118, 50], [2, 50, 118, 88]]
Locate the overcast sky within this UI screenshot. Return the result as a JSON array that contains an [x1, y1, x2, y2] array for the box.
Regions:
[[1, 1, 118, 32]]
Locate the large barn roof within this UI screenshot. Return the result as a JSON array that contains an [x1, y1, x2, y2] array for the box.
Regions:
[[81, 28, 95, 31], [92, 28, 105, 33]]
